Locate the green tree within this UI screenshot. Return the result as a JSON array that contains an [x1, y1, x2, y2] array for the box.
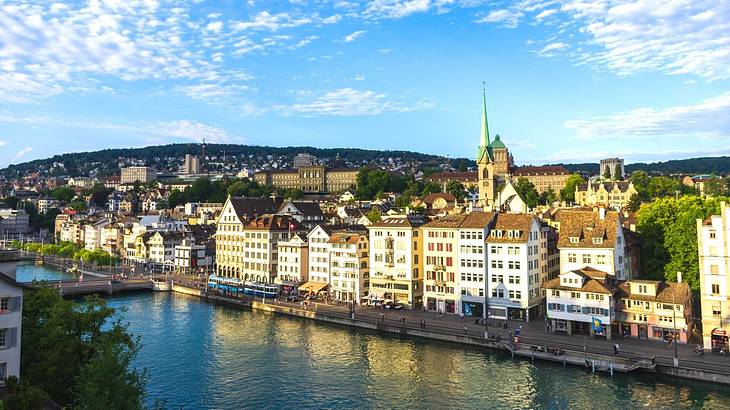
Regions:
[[560, 173, 586, 203], [704, 177, 728, 197], [356, 169, 390, 200], [603, 165, 612, 180], [513, 178, 540, 208], [19, 286, 148, 407], [366, 208, 381, 223], [167, 189, 185, 209], [4, 376, 49, 410], [539, 188, 558, 205], [626, 193, 642, 212], [445, 180, 466, 202], [646, 176, 681, 198], [282, 188, 303, 200], [614, 164, 623, 181], [69, 199, 87, 212], [421, 181, 442, 196], [51, 186, 76, 202], [636, 195, 730, 290], [87, 183, 113, 208], [629, 171, 651, 199]]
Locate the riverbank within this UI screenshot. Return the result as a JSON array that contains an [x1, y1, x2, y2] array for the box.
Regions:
[[171, 283, 730, 385]]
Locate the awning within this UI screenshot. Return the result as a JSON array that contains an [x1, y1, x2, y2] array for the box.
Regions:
[[298, 281, 329, 293]]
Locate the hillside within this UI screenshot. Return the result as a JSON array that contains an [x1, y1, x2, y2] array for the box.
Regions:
[[0, 143, 474, 179], [549, 156, 730, 176]]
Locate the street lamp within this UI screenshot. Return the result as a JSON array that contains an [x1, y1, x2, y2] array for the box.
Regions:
[[673, 289, 679, 367]]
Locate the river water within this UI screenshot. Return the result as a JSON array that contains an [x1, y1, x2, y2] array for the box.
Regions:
[[16, 264, 730, 409]]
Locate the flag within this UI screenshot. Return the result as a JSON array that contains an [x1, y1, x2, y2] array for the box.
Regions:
[[591, 316, 602, 333], [463, 303, 472, 317]]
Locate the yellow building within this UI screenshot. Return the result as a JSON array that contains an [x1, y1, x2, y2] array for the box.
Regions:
[[367, 215, 426, 308], [254, 165, 358, 194], [697, 202, 730, 350], [512, 166, 571, 194], [574, 182, 638, 209]]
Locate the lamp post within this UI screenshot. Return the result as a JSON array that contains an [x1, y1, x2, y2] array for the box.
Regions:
[[673, 291, 679, 367]]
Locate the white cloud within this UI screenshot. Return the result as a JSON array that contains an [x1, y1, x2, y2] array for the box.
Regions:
[[280, 88, 432, 116], [564, 91, 730, 140], [364, 0, 432, 19], [11, 146, 33, 163], [475, 9, 524, 28], [538, 42, 569, 56], [342, 30, 366, 42], [0, 140, 6, 147], [206, 21, 223, 33], [233, 11, 312, 31], [152, 120, 234, 143], [476, 0, 730, 80], [177, 83, 249, 102]]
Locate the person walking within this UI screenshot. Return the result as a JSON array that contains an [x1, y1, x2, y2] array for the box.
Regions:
[[613, 343, 620, 355]]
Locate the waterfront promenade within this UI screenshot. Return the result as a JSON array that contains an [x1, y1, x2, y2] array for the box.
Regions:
[[170, 278, 730, 384]]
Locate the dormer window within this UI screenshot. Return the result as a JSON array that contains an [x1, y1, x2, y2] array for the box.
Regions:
[[592, 237, 603, 244], [569, 237, 579, 244]]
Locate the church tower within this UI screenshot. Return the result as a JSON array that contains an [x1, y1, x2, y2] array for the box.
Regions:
[[477, 88, 496, 208]]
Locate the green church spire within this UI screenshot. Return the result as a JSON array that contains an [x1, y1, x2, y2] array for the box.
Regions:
[[477, 83, 492, 161]]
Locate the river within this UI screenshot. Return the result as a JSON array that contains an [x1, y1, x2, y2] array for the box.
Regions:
[[16, 263, 730, 409]]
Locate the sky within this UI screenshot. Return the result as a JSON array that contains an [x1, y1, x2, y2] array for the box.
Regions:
[[0, 0, 729, 168]]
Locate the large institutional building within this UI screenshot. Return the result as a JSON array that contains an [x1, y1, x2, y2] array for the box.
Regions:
[[121, 166, 157, 184], [254, 165, 359, 194]]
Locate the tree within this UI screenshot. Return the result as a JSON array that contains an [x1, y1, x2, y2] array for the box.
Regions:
[[167, 189, 185, 209], [646, 176, 681, 198], [614, 164, 623, 181], [18, 286, 148, 407], [421, 181, 442, 196], [636, 195, 730, 290], [87, 183, 113, 208], [626, 193, 642, 212], [603, 165, 612, 180], [282, 188, 303, 200], [356, 168, 390, 200], [560, 173, 586, 203], [51, 186, 76, 202], [513, 178, 539, 208], [366, 208, 381, 223], [445, 180, 466, 202], [539, 188, 558, 205], [629, 171, 651, 199], [704, 177, 728, 197], [69, 199, 87, 212]]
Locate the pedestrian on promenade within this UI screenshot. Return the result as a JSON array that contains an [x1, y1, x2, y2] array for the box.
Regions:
[[463, 325, 468, 334], [614, 343, 620, 355], [420, 319, 425, 329]]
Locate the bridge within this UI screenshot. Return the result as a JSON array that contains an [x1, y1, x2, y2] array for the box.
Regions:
[[45, 277, 155, 297]]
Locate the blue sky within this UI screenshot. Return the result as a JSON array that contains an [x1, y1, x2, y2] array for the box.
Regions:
[[0, 0, 729, 168]]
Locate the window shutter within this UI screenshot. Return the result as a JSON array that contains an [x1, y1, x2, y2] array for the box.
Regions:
[[10, 296, 21, 312], [8, 328, 17, 348]]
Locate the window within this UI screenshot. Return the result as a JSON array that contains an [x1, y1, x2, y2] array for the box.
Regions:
[[0, 328, 6, 349], [0, 298, 7, 312], [711, 265, 719, 275], [709, 230, 717, 239], [568, 253, 577, 263], [712, 283, 720, 295], [713, 305, 722, 318], [582, 254, 592, 264], [551, 290, 560, 297], [569, 237, 579, 244]]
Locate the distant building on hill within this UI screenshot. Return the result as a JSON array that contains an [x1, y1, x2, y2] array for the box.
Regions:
[[600, 158, 625, 179], [121, 166, 157, 184], [512, 166, 571, 194], [254, 166, 358, 194]]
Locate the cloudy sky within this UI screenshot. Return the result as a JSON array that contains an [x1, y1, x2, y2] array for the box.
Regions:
[[0, 0, 729, 167]]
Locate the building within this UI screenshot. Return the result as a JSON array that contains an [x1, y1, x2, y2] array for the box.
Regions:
[[328, 230, 369, 303], [83, 218, 111, 251], [36, 198, 61, 214], [293, 153, 315, 168], [422, 215, 463, 314], [457, 212, 497, 318], [485, 213, 546, 321], [67, 177, 96, 189], [174, 238, 212, 274], [120, 166, 157, 184], [147, 231, 185, 267], [254, 166, 358, 194], [215, 209, 304, 283], [476, 90, 512, 208], [0, 208, 29, 235], [617, 280, 693, 343], [512, 166, 571, 194], [276, 233, 309, 293], [554, 208, 630, 280], [543, 267, 619, 338], [697, 202, 730, 350], [600, 158, 625, 180], [276, 200, 325, 230], [0, 251, 23, 380], [183, 154, 200, 174], [575, 182, 638, 209], [426, 172, 478, 192], [367, 214, 426, 308], [306, 225, 332, 289]]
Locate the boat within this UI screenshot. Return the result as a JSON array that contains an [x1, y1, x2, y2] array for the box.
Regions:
[[68, 264, 78, 273]]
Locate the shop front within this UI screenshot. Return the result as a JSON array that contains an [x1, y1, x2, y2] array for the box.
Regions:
[[711, 328, 729, 352], [462, 301, 484, 318]]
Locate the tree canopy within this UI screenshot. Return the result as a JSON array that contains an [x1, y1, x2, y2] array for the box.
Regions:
[[12, 286, 148, 408], [513, 178, 539, 208], [559, 173, 586, 203]]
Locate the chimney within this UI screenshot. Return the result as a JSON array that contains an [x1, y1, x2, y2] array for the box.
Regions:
[[599, 207, 606, 220], [677, 271, 683, 284]]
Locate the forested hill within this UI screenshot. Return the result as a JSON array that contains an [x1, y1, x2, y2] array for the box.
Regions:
[[0, 143, 472, 178], [552, 156, 730, 176]]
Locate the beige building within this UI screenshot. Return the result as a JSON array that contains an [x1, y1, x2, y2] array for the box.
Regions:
[[328, 231, 370, 303], [575, 182, 638, 209], [697, 202, 730, 350], [254, 165, 358, 194], [121, 166, 157, 184], [367, 215, 426, 308], [215, 198, 304, 283], [617, 280, 693, 343], [512, 166, 571, 194], [276, 233, 309, 290], [426, 171, 478, 191], [183, 154, 200, 174]]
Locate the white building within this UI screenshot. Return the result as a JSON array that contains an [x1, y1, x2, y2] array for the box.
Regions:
[[554, 209, 628, 280], [276, 233, 309, 292], [328, 231, 369, 303], [543, 268, 618, 339], [174, 238, 212, 273], [83, 218, 111, 251], [485, 214, 545, 322], [147, 231, 184, 265], [0, 209, 29, 235], [0, 252, 23, 380], [457, 212, 497, 318], [120, 166, 157, 184], [698, 202, 730, 350], [307, 225, 332, 286], [37, 198, 61, 215]]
